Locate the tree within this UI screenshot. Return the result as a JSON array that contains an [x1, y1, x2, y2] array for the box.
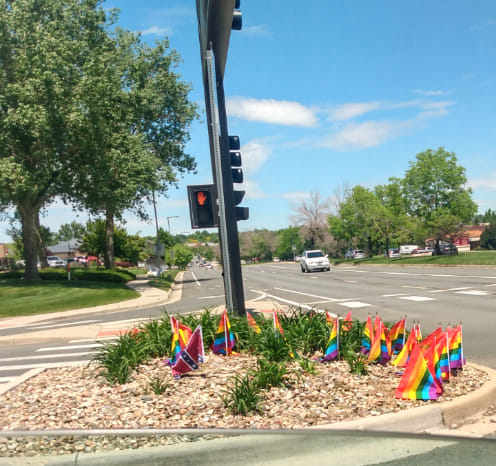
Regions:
[[0, 0, 119, 279], [291, 191, 331, 250], [55, 222, 86, 242], [402, 148, 477, 251], [69, 28, 197, 269], [473, 209, 496, 224], [480, 223, 496, 250], [172, 244, 193, 270], [275, 227, 303, 260]]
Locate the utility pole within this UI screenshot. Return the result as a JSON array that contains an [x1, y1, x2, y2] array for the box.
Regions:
[[194, 0, 247, 315]]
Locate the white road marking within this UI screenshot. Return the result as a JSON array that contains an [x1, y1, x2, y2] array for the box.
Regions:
[[382, 294, 407, 297], [337, 301, 371, 308], [273, 288, 353, 302], [401, 286, 426, 289], [69, 336, 118, 343], [191, 271, 201, 286], [0, 361, 85, 371], [30, 319, 100, 330], [0, 352, 92, 363], [0, 376, 13, 383], [36, 344, 102, 352], [398, 296, 435, 302], [455, 290, 490, 296]]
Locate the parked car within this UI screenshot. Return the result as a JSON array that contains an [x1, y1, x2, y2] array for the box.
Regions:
[[387, 248, 400, 258], [399, 245, 418, 255], [345, 249, 366, 260], [300, 250, 330, 272], [47, 256, 65, 267], [412, 248, 427, 254], [439, 244, 458, 255]]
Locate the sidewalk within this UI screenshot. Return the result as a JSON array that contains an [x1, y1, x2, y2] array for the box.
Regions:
[[1, 276, 495, 439]]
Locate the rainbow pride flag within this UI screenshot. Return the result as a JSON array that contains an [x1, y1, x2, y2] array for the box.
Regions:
[[392, 325, 417, 367], [389, 317, 406, 353], [448, 325, 466, 369], [422, 341, 443, 395], [436, 332, 451, 381], [421, 326, 444, 349], [321, 316, 339, 362], [212, 310, 236, 356], [169, 316, 193, 364], [246, 310, 261, 333], [361, 315, 373, 355], [395, 342, 438, 400]]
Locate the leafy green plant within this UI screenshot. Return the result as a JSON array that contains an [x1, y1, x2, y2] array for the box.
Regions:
[[222, 373, 262, 416], [255, 325, 292, 362], [148, 375, 168, 395], [297, 357, 319, 375], [250, 357, 288, 389], [280, 307, 327, 355], [92, 332, 146, 384], [343, 349, 368, 375], [137, 315, 172, 358]]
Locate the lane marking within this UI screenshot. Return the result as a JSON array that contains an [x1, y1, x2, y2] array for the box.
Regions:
[[191, 271, 201, 287], [0, 361, 85, 371], [398, 296, 435, 302], [273, 287, 355, 302], [455, 290, 490, 296], [401, 286, 426, 289], [382, 294, 407, 297], [30, 319, 100, 330], [337, 301, 371, 308], [36, 344, 102, 352], [0, 352, 92, 363]]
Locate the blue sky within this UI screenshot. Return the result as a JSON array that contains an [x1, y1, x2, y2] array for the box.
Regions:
[[1, 0, 496, 242]]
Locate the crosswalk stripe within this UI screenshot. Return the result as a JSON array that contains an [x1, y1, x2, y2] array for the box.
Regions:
[[0, 352, 92, 363], [36, 343, 102, 352], [0, 360, 86, 371], [30, 319, 100, 330]]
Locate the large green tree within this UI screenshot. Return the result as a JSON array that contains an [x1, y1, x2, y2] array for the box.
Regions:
[[69, 27, 197, 269], [0, 0, 117, 278], [401, 148, 477, 251]]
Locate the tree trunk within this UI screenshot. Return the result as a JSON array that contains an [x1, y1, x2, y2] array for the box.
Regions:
[[35, 213, 48, 268], [20, 205, 40, 280], [104, 210, 114, 269]]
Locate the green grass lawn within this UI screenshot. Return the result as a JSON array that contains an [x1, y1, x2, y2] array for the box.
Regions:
[[0, 279, 140, 319], [335, 250, 496, 266]]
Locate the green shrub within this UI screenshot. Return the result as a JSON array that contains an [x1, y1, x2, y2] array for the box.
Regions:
[[222, 373, 262, 416], [72, 268, 132, 283], [281, 308, 328, 355], [343, 349, 368, 375], [255, 325, 293, 362], [92, 332, 147, 384], [250, 357, 288, 389], [137, 315, 173, 359], [148, 376, 169, 395]]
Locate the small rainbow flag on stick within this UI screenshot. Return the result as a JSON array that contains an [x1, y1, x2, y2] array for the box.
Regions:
[[169, 316, 193, 364], [395, 342, 438, 400], [321, 316, 339, 362], [211, 310, 236, 356]]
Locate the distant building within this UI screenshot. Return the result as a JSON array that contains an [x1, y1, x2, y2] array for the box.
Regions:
[[0, 243, 10, 258], [462, 224, 488, 250], [46, 239, 81, 259]]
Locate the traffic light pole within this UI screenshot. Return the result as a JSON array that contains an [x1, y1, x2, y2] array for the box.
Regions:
[[203, 51, 245, 315], [196, 0, 246, 315]]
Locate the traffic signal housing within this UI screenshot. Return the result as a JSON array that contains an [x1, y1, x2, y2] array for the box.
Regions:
[[228, 135, 249, 221], [187, 184, 218, 229]]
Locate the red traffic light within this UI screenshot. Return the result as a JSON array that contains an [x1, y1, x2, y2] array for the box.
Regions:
[[197, 191, 208, 206]]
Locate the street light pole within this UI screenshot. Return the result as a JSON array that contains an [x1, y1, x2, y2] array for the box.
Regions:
[[167, 216, 179, 234]]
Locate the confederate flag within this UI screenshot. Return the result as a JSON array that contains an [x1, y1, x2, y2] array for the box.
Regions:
[[171, 325, 205, 379]]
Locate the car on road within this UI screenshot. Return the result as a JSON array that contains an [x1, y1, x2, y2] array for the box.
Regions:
[[412, 248, 427, 254], [386, 248, 400, 258], [46, 256, 65, 267], [439, 243, 458, 255], [345, 249, 366, 260], [300, 250, 330, 272]]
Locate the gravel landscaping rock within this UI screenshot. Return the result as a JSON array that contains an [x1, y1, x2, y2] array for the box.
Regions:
[[0, 354, 488, 457]]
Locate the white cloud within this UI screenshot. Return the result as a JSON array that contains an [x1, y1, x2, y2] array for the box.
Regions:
[[411, 89, 451, 96], [319, 120, 401, 151], [242, 24, 270, 36], [328, 102, 382, 121], [140, 26, 171, 36], [227, 97, 318, 127], [468, 173, 496, 191], [470, 19, 496, 31], [416, 100, 455, 118], [241, 140, 272, 175]]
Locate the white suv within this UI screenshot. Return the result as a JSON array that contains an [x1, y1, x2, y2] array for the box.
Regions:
[[300, 250, 330, 273]]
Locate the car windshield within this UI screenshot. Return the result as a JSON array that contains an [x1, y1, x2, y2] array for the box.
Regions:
[[308, 251, 324, 258]]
